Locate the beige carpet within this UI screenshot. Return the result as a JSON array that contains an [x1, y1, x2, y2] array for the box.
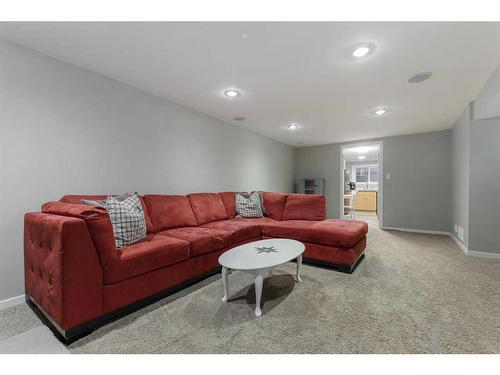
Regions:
[[1, 227, 499, 353]]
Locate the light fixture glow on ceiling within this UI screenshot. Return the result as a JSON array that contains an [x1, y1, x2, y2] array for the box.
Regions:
[[352, 46, 371, 58], [351, 146, 376, 154], [224, 89, 241, 98], [358, 155, 366, 160], [286, 123, 302, 130], [374, 108, 387, 116]]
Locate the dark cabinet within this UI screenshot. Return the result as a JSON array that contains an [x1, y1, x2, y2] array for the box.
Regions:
[[297, 178, 325, 195]]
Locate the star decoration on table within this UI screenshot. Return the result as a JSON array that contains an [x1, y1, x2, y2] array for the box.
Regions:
[[255, 246, 278, 254]]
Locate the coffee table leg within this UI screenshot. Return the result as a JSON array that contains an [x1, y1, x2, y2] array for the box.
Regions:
[[254, 273, 264, 317], [296, 254, 303, 282], [221, 266, 229, 303]]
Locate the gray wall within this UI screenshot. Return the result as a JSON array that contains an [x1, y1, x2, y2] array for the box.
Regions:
[[449, 65, 500, 255], [295, 143, 342, 220], [382, 131, 451, 231], [467, 65, 500, 254], [468, 116, 500, 254], [0, 40, 295, 301], [295, 130, 452, 232], [450, 105, 470, 247]]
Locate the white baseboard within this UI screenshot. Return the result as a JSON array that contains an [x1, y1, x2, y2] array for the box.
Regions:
[[0, 294, 25, 310], [447, 234, 500, 259], [449, 233, 469, 255], [382, 226, 500, 260], [381, 226, 450, 236], [466, 249, 500, 259]]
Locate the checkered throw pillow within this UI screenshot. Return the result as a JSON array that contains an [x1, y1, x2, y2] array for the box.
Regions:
[[105, 193, 147, 248], [235, 192, 264, 218], [236, 191, 267, 216]]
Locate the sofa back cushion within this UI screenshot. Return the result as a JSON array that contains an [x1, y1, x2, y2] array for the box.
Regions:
[[41, 201, 117, 265], [282, 194, 327, 221], [60, 194, 153, 233], [142, 195, 198, 232], [188, 193, 228, 225], [218, 192, 236, 218], [262, 192, 288, 220]]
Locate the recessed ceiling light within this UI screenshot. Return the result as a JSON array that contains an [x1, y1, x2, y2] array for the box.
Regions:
[[286, 123, 302, 130], [233, 116, 246, 121], [374, 108, 387, 116], [358, 155, 366, 160], [224, 89, 241, 98], [352, 45, 371, 58], [408, 72, 433, 83]]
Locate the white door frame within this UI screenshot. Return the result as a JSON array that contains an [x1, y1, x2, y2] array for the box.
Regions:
[[339, 141, 383, 227]]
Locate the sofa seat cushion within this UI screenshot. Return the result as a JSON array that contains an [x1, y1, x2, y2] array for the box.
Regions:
[[200, 219, 261, 242], [261, 235, 367, 267], [142, 195, 198, 232], [158, 227, 232, 257], [260, 219, 368, 248], [103, 235, 190, 284], [188, 193, 228, 225]]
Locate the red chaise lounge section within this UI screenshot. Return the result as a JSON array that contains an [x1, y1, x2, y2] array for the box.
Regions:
[[24, 191, 368, 343]]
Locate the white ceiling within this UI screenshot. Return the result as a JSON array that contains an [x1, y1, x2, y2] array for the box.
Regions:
[[1, 22, 500, 147]]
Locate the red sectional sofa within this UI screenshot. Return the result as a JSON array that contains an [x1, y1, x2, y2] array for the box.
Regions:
[[24, 191, 368, 343]]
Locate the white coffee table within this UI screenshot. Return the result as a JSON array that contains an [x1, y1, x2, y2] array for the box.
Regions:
[[218, 238, 305, 317]]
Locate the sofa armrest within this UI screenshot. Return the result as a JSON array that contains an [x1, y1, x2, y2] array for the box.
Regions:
[[24, 212, 103, 331]]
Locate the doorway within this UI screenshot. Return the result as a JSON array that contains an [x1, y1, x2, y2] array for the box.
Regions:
[[340, 141, 383, 228]]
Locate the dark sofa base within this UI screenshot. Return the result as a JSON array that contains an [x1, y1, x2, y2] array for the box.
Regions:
[[302, 253, 365, 274], [26, 267, 221, 345]]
